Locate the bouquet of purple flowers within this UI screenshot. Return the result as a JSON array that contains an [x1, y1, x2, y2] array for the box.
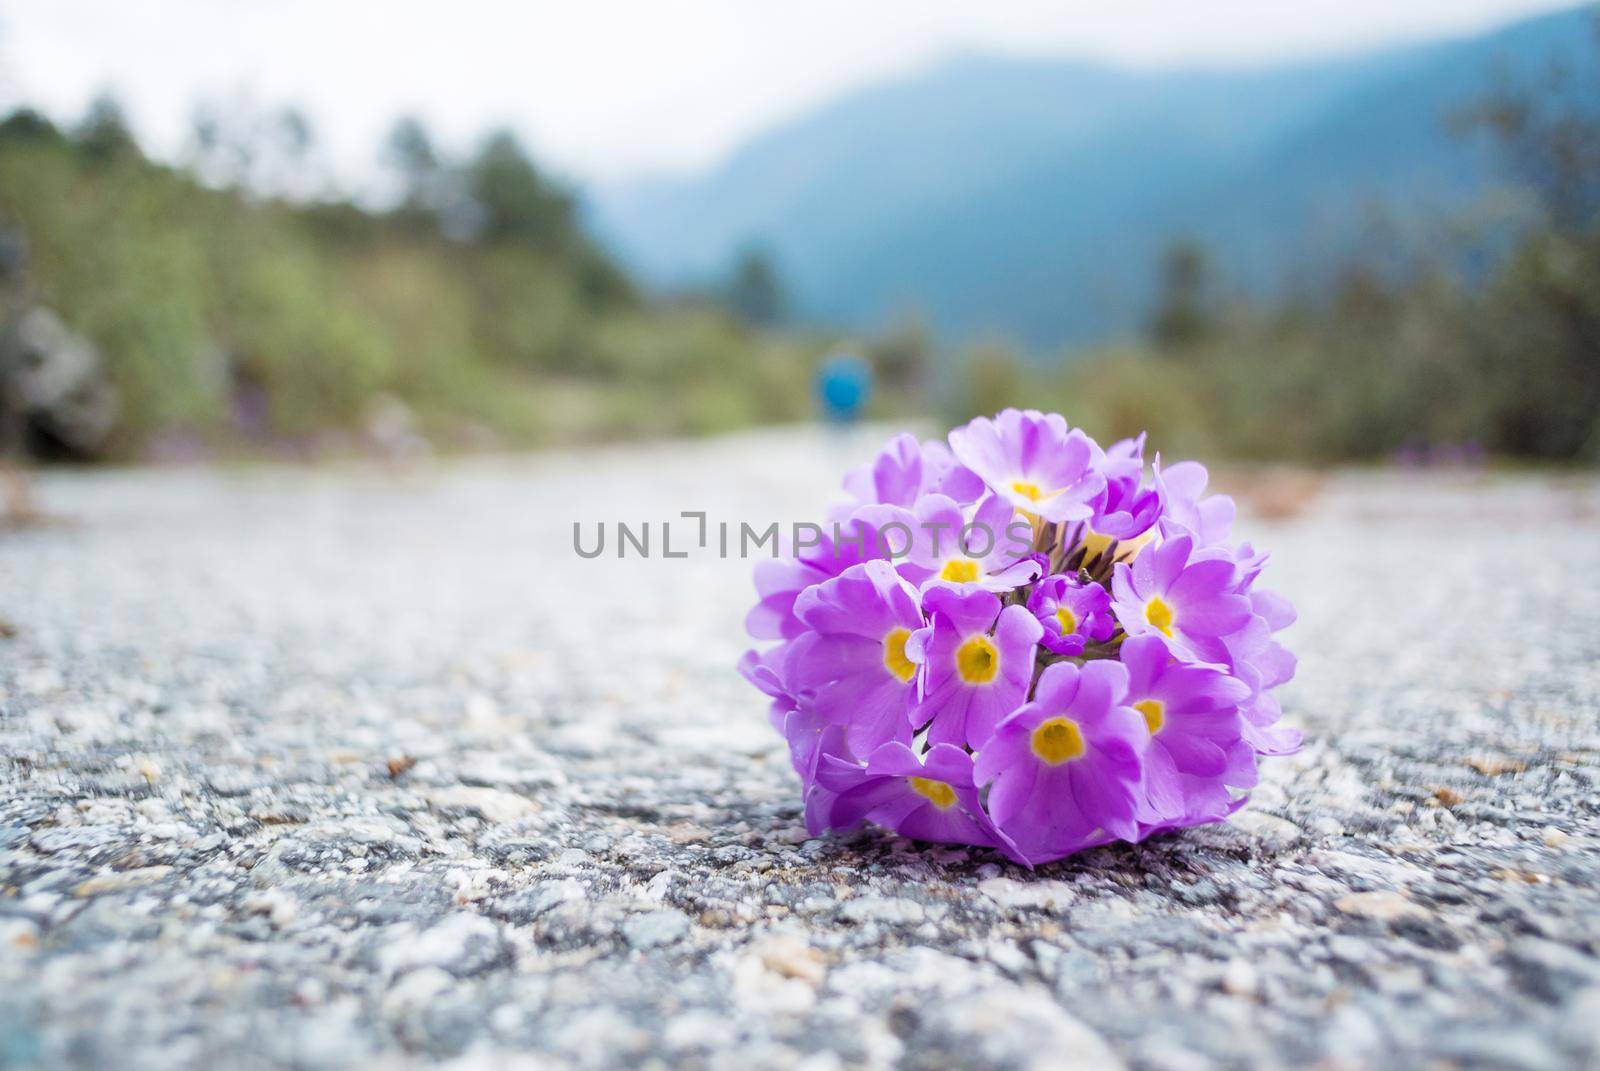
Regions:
[[740, 409, 1299, 865]]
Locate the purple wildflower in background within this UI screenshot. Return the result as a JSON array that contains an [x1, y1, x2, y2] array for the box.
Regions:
[[908, 586, 1043, 749], [1027, 574, 1114, 656], [741, 409, 1299, 865]]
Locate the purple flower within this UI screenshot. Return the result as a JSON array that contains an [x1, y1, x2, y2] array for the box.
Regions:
[[743, 419, 1300, 862], [1223, 589, 1302, 757], [1027, 574, 1115, 656], [1078, 434, 1162, 562], [1120, 635, 1253, 825], [1227, 540, 1271, 590], [785, 560, 924, 754], [907, 586, 1042, 749], [745, 513, 895, 641], [834, 433, 985, 520], [776, 705, 853, 835], [974, 660, 1145, 863], [920, 439, 988, 504], [1154, 458, 1235, 546], [819, 742, 1018, 856], [1111, 534, 1252, 663], [869, 492, 1039, 593], [949, 409, 1105, 523], [1099, 434, 1145, 484], [835, 432, 926, 516], [738, 645, 798, 731]]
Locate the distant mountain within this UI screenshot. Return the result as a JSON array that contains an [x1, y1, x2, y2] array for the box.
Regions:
[[591, 5, 1598, 349]]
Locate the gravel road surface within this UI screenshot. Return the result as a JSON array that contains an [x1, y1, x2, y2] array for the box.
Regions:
[[2, 429, 1598, 1070]]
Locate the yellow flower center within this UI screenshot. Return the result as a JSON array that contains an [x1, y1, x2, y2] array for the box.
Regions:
[[1079, 526, 1155, 564], [1030, 717, 1085, 765], [882, 627, 916, 682], [940, 559, 980, 583], [956, 634, 999, 684], [1055, 607, 1079, 635], [907, 776, 958, 809], [1144, 596, 1175, 637], [1080, 527, 1114, 563], [1135, 698, 1165, 735], [1010, 480, 1044, 502]]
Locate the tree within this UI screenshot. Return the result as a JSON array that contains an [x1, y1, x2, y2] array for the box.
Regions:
[[1464, 14, 1600, 457], [385, 116, 437, 177], [0, 108, 65, 147], [188, 101, 236, 183], [276, 108, 314, 164], [725, 246, 786, 328], [954, 340, 1023, 423], [464, 129, 577, 250], [1148, 239, 1217, 351], [867, 314, 931, 396], [73, 93, 141, 163], [1467, 16, 1600, 229], [384, 115, 444, 216]]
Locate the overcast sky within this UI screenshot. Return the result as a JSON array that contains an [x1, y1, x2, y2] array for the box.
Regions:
[[0, 0, 1581, 193]]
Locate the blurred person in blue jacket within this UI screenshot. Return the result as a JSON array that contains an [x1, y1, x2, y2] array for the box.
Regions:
[[815, 350, 872, 426]]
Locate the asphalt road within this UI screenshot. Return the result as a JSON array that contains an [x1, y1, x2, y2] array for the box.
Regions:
[[2, 429, 1598, 1070]]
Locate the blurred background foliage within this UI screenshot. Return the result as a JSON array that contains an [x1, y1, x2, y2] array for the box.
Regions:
[[0, 17, 1597, 464], [935, 26, 1600, 464], [0, 100, 826, 458]]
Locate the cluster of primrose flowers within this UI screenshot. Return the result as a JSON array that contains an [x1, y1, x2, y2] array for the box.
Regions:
[[740, 409, 1298, 865]]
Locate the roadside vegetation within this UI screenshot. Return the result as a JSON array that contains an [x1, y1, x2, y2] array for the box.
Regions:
[[0, 102, 826, 458], [1, 30, 1595, 464], [942, 35, 1600, 463]]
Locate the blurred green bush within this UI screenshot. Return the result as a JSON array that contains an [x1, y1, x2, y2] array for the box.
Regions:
[[936, 54, 1600, 465], [0, 112, 829, 457], [2, 77, 1595, 465]]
